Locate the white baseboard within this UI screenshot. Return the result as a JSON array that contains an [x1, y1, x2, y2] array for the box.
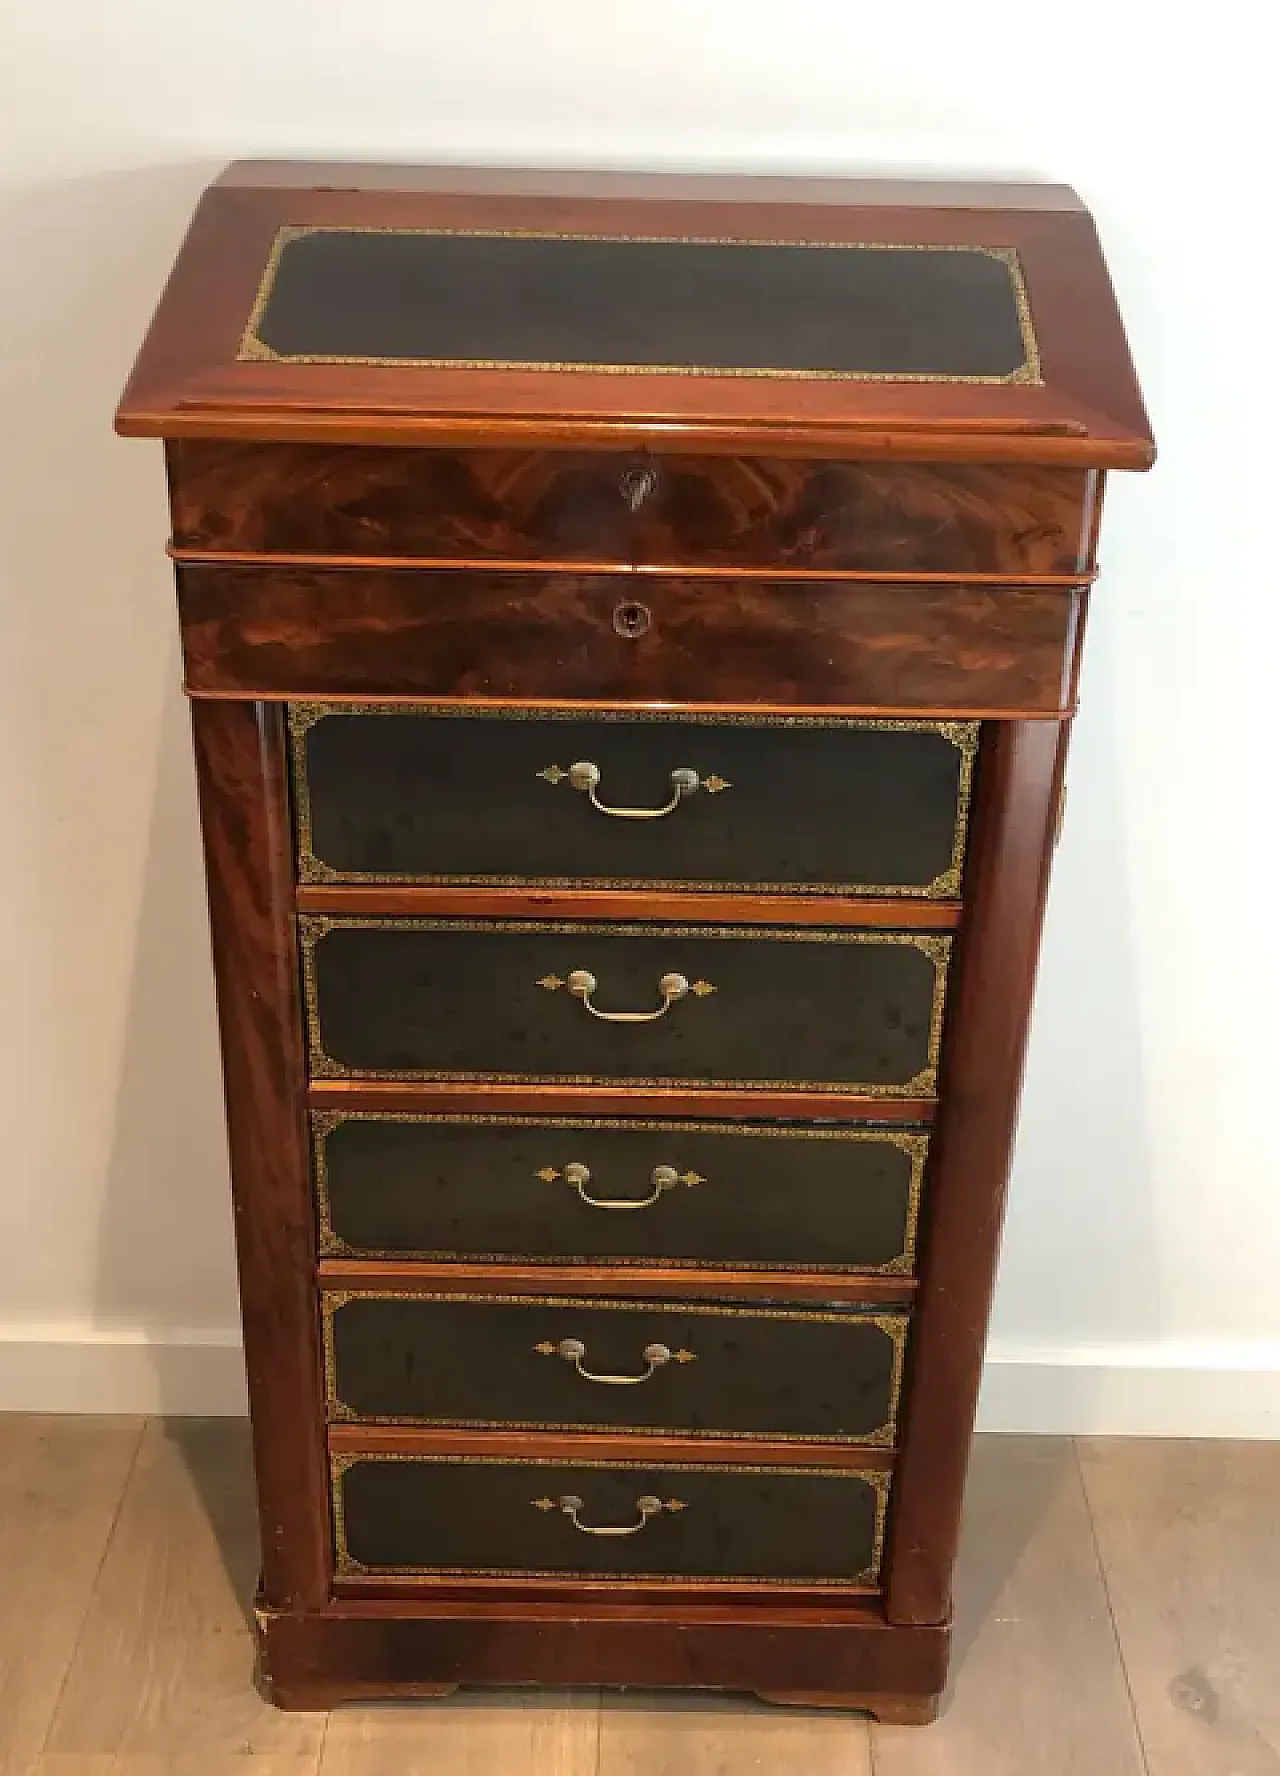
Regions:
[[0, 1324, 248, 1416], [978, 1339, 1280, 1438], [1, 1325, 1278, 1436]]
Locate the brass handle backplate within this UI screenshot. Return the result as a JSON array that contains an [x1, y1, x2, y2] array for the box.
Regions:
[[536, 969, 715, 1022], [536, 760, 730, 818], [534, 1336, 696, 1385], [534, 1492, 686, 1536], [539, 1160, 703, 1209]]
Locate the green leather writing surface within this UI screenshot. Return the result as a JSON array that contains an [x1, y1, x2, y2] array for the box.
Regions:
[[244, 226, 1038, 382]]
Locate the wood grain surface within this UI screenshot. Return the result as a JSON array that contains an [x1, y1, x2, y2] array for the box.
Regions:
[[5, 1420, 1268, 1772], [177, 563, 1084, 714], [1079, 1438, 1280, 1774], [884, 720, 1069, 1627], [188, 701, 331, 1609], [115, 167, 1155, 465], [0, 1416, 144, 1771], [168, 446, 1097, 575]]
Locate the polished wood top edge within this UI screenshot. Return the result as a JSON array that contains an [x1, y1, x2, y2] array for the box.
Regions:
[[306, 1081, 936, 1124], [327, 1421, 899, 1469], [168, 546, 1097, 589], [117, 174, 1154, 461], [189, 686, 1076, 722], [218, 160, 1087, 212], [121, 408, 1153, 467], [294, 886, 962, 930], [317, 1258, 917, 1306]]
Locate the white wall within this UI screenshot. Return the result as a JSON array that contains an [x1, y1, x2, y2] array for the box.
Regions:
[[1, 0, 1276, 1432]]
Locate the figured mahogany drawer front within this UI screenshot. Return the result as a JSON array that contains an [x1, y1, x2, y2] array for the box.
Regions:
[[167, 440, 1092, 576], [315, 1113, 926, 1274], [301, 917, 950, 1096], [332, 1451, 888, 1586], [293, 707, 976, 897], [324, 1293, 906, 1443], [181, 567, 1080, 713]]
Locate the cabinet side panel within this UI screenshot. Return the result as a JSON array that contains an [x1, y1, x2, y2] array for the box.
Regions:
[[189, 697, 332, 1608], [885, 719, 1068, 1624]]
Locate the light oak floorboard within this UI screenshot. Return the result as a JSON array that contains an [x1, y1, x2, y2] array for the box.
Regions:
[[598, 1689, 872, 1776], [1079, 1437, 1280, 1776], [32, 1761, 319, 1776], [319, 1690, 599, 1776], [0, 1415, 143, 1771], [873, 1435, 1146, 1776], [43, 1420, 323, 1761], [17, 1420, 1280, 1776]]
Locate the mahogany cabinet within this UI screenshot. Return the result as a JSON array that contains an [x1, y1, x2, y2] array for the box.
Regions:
[[117, 161, 1152, 1722]]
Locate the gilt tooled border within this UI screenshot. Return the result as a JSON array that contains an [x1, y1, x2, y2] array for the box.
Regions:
[[289, 703, 978, 900], [311, 1110, 928, 1275], [329, 1450, 891, 1586], [240, 224, 1042, 387], [320, 1290, 908, 1448], [298, 916, 952, 1097]]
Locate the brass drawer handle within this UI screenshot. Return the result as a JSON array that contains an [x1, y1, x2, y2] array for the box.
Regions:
[[547, 1161, 701, 1210], [536, 968, 715, 1022], [534, 1492, 686, 1536], [537, 761, 730, 819], [534, 1336, 696, 1385]]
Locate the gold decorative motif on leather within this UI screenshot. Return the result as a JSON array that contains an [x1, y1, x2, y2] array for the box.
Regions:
[[311, 1111, 927, 1274], [321, 1290, 907, 1445], [299, 914, 950, 1097], [241, 225, 1042, 386], [329, 1450, 891, 1585], [289, 703, 978, 900]]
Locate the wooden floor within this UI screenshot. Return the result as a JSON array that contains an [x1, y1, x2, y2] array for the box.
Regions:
[[1, 1418, 1276, 1775]]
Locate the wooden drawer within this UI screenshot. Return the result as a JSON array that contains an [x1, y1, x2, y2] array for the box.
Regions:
[[292, 706, 976, 897], [315, 1112, 927, 1274], [179, 567, 1082, 714], [332, 1449, 889, 1587], [323, 1292, 906, 1443], [167, 440, 1094, 576], [300, 917, 950, 1096]]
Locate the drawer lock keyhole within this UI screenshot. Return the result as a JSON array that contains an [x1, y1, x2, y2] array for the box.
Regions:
[[613, 599, 652, 640], [618, 463, 660, 510]]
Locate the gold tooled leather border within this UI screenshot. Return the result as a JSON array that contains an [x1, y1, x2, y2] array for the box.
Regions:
[[298, 916, 951, 1097], [289, 703, 978, 899], [320, 1290, 907, 1447], [330, 1450, 891, 1585], [240, 224, 1042, 387], [311, 1110, 928, 1275]]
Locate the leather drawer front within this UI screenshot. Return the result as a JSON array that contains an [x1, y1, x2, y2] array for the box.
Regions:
[[332, 1451, 888, 1586], [179, 567, 1081, 715], [292, 707, 976, 897], [300, 917, 950, 1096], [167, 440, 1093, 576], [315, 1112, 927, 1274], [323, 1292, 906, 1444]]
